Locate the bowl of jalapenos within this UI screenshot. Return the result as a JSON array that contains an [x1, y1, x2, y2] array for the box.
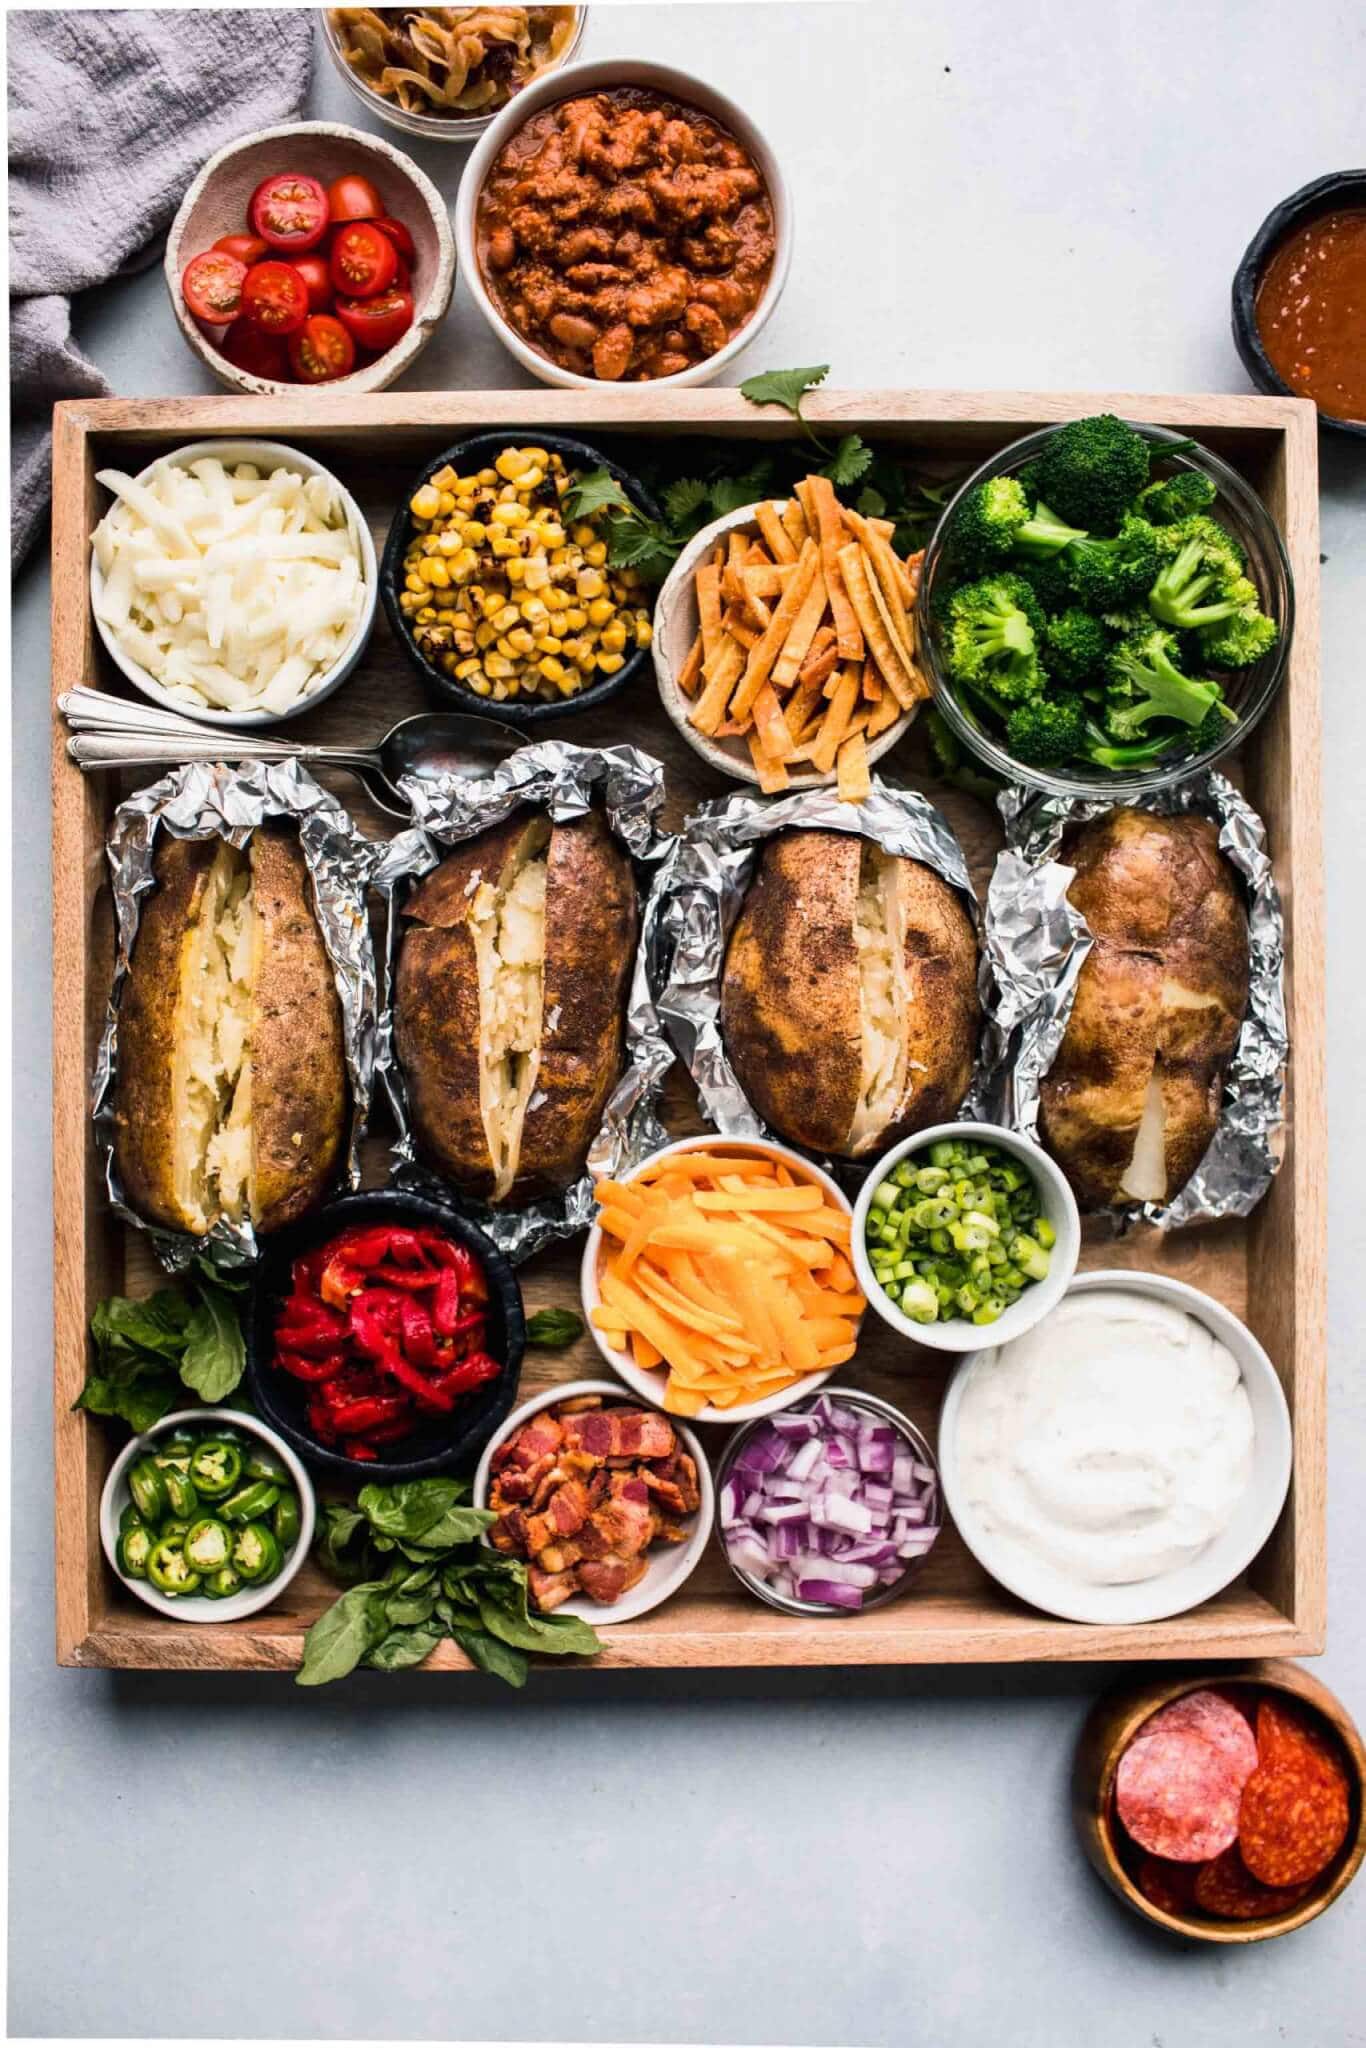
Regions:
[[99, 1408, 316, 1623]]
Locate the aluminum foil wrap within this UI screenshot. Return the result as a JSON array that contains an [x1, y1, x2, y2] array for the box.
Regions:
[[645, 778, 986, 1186], [974, 772, 1287, 1230], [373, 740, 675, 1263], [93, 759, 378, 1270]]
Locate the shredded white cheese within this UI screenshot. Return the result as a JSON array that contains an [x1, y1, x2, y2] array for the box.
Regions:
[[91, 456, 367, 714]]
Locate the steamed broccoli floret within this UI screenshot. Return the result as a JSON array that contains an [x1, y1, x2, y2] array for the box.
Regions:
[[1042, 607, 1110, 686], [1103, 628, 1234, 737], [951, 476, 1031, 564], [1016, 553, 1074, 614], [1148, 523, 1246, 630], [1197, 602, 1278, 669], [1004, 694, 1088, 767], [1064, 514, 1162, 610], [1013, 500, 1088, 560], [1138, 470, 1218, 524], [1035, 414, 1151, 534], [1192, 699, 1240, 753], [945, 573, 1046, 702], [924, 705, 1004, 803], [1084, 724, 1182, 773]]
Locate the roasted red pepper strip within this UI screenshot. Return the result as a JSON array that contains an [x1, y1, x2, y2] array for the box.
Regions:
[[427, 1352, 501, 1401], [399, 1297, 438, 1367], [275, 1345, 348, 1383], [327, 1393, 410, 1434]]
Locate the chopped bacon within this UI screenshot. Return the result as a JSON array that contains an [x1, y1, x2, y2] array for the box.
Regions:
[[578, 1556, 649, 1605], [527, 1566, 578, 1611], [559, 1407, 676, 1462]]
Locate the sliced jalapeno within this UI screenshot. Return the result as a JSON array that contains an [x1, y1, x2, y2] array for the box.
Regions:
[[201, 1565, 243, 1601], [160, 1519, 192, 1545], [221, 1480, 280, 1525], [187, 1439, 242, 1500], [117, 1525, 153, 1579], [147, 1537, 202, 1597], [154, 1448, 193, 1475], [230, 1521, 282, 1585], [244, 1445, 290, 1487], [127, 1459, 169, 1524], [161, 1468, 200, 1520], [272, 1490, 302, 1550], [119, 1502, 149, 1537], [183, 1518, 232, 1574]]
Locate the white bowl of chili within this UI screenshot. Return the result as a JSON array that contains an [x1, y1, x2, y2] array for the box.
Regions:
[[454, 59, 792, 388]]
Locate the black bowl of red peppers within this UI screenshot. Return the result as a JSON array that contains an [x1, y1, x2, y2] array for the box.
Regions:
[[246, 1189, 525, 1481]]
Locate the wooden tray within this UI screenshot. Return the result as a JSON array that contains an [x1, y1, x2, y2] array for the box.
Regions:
[[50, 388, 1325, 1672]]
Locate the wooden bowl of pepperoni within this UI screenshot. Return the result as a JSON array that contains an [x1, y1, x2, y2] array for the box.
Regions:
[[1074, 1662, 1366, 1943]]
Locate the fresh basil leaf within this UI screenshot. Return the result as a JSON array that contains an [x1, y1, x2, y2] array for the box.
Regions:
[[179, 1286, 245, 1402], [314, 1503, 374, 1585], [740, 363, 830, 420], [822, 433, 873, 488], [364, 1622, 445, 1673], [450, 1626, 528, 1688], [524, 1308, 585, 1349], [187, 1250, 252, 1294], [296, 1583, 389, 1687], [90, 1288, 194, 1366], [357, 1478, 469, 1543], [384, 1588, 438, 1629], [477, 1592, 600, 1659], [74, 1367, 180, 1434]]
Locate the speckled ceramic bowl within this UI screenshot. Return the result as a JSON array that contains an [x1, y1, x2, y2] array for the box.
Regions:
[[165, 120, 455, 396]]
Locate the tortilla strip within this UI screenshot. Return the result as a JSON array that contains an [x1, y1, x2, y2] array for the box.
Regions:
[[755, 500, 797, 564], [861, 656, 882, 702], [772, 567, 829, 689], [729, 539, 819, 720], [865, 686, 906, 736], [747, 730, 790, 792], [837, 728, 871, 802], [677, 630, 704, 698], [845, 507, 917, 611], [696, 562, 723, 678], [690, 636, 746, 734], [781, 497, 809, 552], [751, 681, 796, 762], [742, 562, 792, 601], [802, 474, 864, 661], [808, 664, 863, 773], [837, 541, 919, 707]]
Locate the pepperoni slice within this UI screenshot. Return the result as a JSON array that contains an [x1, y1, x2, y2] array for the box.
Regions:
[[1136, 1854, 1199, 1916], [1238, 1704, 1352, 1888], [1115, 1726, 1245, 1862], [1193, 1846, 1313, 1920], [1141, 1690, 1260, 1782]]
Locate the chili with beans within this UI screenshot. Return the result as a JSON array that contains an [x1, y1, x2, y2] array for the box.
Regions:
[[475, 87, 776, 381]]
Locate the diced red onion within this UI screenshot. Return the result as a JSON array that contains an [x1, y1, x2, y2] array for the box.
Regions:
[[721, 1397, 942, 1612]]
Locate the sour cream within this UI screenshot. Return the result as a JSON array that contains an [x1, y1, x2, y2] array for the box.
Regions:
[[953, 1288, 1254, 1588]]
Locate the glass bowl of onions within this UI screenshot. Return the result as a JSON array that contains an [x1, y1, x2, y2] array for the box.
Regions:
[[716, 1390, 942, 1616]]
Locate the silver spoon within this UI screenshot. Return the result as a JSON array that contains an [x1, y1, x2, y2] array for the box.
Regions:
[[60, 690, 519, 818]]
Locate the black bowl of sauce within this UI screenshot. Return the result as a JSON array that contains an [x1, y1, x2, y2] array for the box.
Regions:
[[1233, 171, 1366, 438]]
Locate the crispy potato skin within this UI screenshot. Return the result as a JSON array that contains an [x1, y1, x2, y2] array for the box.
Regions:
[[721, 832, 864, 1155], [516, 810, 637, 1200], [112, 835, 219, 1232], [1039, 809, 1250, 1208], [395, 809, 636, 1202], [720, 829, 979, 1157], [396, 813, 542, 1198], [248, 827, 348, 1233], [886, 859, 981, 1150]]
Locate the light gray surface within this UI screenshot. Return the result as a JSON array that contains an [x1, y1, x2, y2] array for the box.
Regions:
[[9, 4, 1366, 2041]]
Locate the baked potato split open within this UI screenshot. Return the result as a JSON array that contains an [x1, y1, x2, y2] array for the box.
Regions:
[[720, 829, 979, 1159], [114, 830, 347, 1236], [1038, 810, 1250, 1210], [396, 809, 637, 1204]]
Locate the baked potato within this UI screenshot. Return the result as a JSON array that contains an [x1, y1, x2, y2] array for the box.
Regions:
[[1038, 808, 1250, 1209], [720, 829, 980, 1158], [113, 828, 347, 1235], [394, 807, 637, 1203]]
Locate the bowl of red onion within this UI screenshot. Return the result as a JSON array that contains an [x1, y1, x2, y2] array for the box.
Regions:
[[716, 1390, 943, 1615]]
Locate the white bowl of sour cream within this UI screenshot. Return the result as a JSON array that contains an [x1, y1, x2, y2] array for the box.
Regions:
[[938, 1271, 1293, 1626]]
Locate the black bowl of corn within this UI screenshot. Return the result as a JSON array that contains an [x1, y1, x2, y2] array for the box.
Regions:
[[380, 431, 660, 726]]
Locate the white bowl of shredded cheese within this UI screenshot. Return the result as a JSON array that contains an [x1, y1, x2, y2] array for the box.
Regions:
[[89, 439, 377, 727]]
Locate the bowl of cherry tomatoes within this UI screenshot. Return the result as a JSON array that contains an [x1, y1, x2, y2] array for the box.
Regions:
[[165, 119, 456, 394]]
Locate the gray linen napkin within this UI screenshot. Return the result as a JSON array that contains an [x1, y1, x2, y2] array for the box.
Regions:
[[9, 7, 315, 568]]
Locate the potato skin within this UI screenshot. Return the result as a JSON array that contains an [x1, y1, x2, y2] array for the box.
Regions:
[[248, 827, 348, 1233], [1039, 809, 1250, 1209], [112, 835, 219, 1232], [516, 810, 637, 1200], [394, 809, 636, 1202], [720, 829, 979, 1157]]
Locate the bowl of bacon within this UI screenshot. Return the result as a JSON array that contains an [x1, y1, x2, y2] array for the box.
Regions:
[[472, 1381, 715, 1624]]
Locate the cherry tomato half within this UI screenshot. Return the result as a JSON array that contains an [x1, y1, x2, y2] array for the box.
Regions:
[[288, 313, 357, 383], [327, 172, 383, 224], [291, 253, 335, 313], [213, 233, 269, 267], [218, 318, 290, 382], [334, 287, 415, 354], [248, 172, 329, 253], [329, 221, 397, 299], [182, 249, 247, 325], [241, 260, 309, 336], [372, 215, 416, 265]]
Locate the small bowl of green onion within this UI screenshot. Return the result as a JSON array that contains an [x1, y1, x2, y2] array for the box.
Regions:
[[850, 1123, 1081, 1354]]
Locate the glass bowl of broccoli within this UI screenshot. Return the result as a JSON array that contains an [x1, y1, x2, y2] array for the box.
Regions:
[[917, 417, 1294, 798]]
